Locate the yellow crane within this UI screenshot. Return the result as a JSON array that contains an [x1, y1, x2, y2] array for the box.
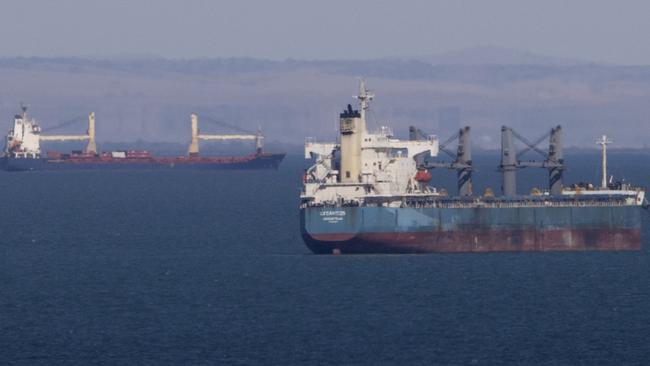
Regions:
[[187, 113, 263, 156], [40, 112, 97, 154]]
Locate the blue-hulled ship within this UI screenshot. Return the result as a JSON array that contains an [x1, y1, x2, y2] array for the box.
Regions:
[[300, 81, 646, 254]]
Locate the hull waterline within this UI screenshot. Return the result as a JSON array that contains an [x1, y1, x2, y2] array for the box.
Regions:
[[0, 153, 285, 171], [300, 206, 643, 254]]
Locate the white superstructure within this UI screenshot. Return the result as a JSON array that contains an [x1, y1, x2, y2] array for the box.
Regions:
[[3, 105, 96, 158], [5, 105, 43, 158], [301, 81, 645, 209], [302, 81, 439, 206]]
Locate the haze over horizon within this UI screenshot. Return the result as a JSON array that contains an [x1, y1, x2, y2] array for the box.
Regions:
[[2, 1, 650, 149], [2, 0, 650, 65]]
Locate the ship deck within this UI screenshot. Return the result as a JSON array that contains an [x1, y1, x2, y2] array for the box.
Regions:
[[303, 192, 643, 209]]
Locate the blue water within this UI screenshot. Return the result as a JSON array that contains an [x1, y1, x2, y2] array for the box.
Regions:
[[2, 152, 650, 365]]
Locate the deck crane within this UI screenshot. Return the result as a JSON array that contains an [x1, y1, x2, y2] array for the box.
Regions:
[[187, 113, 264, 156], [499, 125, 564, 196], [39, 112, 97, 154], [417, 126, 473, 196]]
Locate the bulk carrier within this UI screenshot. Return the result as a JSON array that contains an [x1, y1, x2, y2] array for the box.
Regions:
[[300, 81, 646, 254], [1, 105, 284, 171]]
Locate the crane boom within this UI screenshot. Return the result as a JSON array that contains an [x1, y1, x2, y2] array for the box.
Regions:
[[198, 134, 257, 140], [39, 113, 96, 154], [40, 135, 89, 141], [188, 113, 264, 156]]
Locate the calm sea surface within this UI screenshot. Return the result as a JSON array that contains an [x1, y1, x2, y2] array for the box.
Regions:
[[2, 152, 650, 365]]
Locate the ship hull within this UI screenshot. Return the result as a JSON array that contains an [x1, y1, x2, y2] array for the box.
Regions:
[[1, 153, 285, 171], [300, 206, 642, 254]]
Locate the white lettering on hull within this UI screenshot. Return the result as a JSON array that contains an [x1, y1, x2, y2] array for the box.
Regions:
[[320, 210, 346, 224]]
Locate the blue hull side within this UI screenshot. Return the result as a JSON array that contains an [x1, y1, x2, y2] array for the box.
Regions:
[[301, 206, 642, 254]]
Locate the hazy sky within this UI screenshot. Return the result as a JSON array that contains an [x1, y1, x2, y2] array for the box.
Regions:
[[2, 0, 649, 64]]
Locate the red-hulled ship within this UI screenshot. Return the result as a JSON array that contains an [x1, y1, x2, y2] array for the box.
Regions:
[[2, 107, 285, 171]]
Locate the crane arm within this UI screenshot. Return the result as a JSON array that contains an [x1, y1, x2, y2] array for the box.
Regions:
[[40, 135, 90, 141], [198, 134, 258, 141], [199, 116, 256, 135], [40, 116, 86, 133]]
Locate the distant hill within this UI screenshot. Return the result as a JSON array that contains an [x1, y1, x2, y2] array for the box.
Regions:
[[404, 46, 588, 66], [0, 50, 649, 149]]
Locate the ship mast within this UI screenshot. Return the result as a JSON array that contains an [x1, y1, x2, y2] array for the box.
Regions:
[[355, 79, 374, 122], [597, 135, 611, 188], [20, 102, 28, 120]]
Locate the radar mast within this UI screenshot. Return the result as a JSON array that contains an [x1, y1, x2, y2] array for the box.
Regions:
[[355, 79, 374, 122], [597, 135, 612, 188]]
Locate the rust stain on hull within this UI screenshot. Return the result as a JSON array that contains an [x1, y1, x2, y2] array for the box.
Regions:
[[303, 229, 641, 254]]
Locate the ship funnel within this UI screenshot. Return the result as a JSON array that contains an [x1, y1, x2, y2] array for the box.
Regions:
[[409, 126, 427, 141], [339, 104, 363, 183], [85, 112, 97, 155]]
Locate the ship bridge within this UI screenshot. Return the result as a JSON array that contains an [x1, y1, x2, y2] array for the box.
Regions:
[[302, 80, 439, 204], [4, 105, 97, 158]]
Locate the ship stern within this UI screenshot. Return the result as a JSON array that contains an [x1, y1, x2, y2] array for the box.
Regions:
[[300, 206, 362, 254]]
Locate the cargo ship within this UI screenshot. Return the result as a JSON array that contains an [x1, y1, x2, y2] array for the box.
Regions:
[[2, 106, 284, 171], [300, 81, 646, 254]]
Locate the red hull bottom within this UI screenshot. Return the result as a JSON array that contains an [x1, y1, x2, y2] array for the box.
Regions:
[[3, 152, 285, 171], [303, 229, 641, 254]]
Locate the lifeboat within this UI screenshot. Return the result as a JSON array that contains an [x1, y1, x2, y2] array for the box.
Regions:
[[414, 169, 432, 183]]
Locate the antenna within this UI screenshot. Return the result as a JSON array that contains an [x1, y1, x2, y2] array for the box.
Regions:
[[19, 102, 28, 118], [355, 78, 374, 121], [597, 135, 612, 189]]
